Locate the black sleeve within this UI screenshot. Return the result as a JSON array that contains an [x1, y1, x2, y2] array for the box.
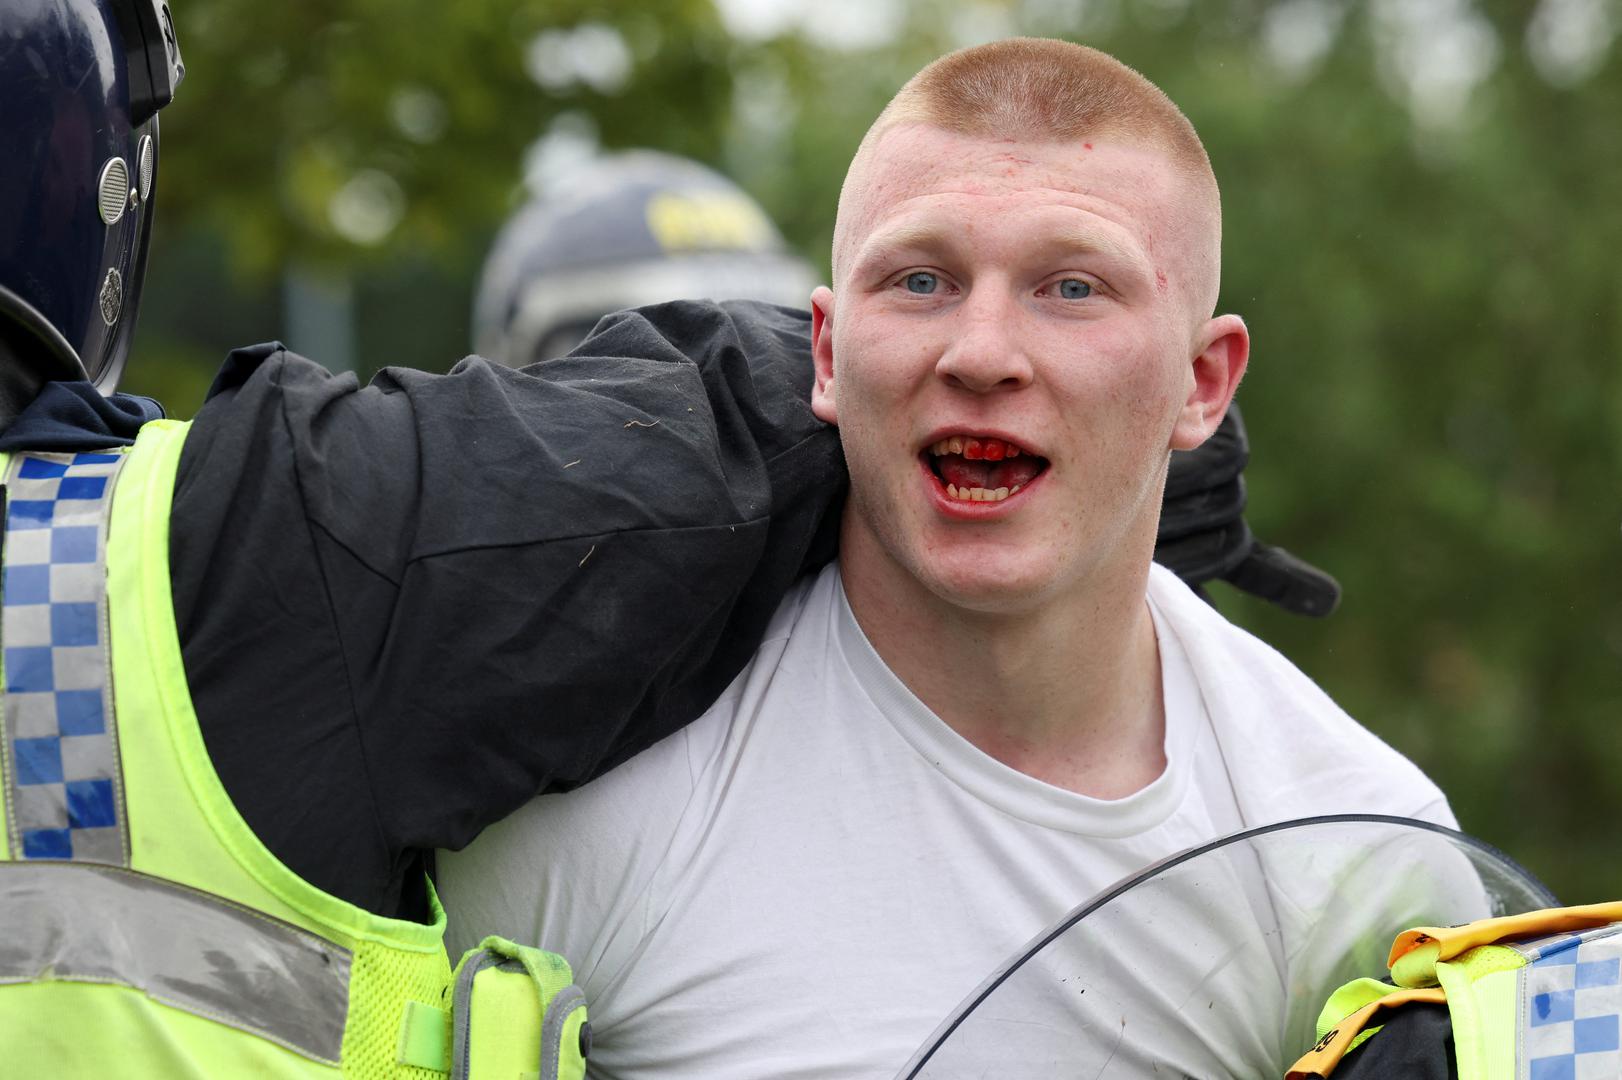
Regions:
[[172, 299, 843, 918], [1329, 1003, 1458, 1079]]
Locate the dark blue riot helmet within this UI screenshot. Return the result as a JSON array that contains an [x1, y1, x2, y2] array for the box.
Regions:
[[474, 150, 817, 367], [0, 0, 183, 409]]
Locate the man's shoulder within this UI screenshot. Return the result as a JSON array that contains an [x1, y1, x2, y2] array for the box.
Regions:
[[1149, 562, 1355, 725], [549, 563, 845, 821], [681, 563, 840, 742], [473, 564, 834, 827], [1149, 565, 1452, 824], [439, 564, 845, 958]]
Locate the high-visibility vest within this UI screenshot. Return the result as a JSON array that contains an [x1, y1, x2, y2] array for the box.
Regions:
[[1289, 902, 1622, 1079], [0, 421, 589, 1079]]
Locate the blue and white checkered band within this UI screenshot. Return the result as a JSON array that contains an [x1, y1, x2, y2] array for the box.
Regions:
[[1, 451, 130, 865], [1513, 923, 1622, 1080]]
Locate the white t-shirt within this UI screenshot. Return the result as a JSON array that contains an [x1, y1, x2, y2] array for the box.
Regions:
[[438, 562, 1454, 1079]]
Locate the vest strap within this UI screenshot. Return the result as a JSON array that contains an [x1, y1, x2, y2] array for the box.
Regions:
[[397, 999, 453, 1072], [1, 451, 131, 865]]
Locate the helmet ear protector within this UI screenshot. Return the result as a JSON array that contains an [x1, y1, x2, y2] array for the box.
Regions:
[[92, 0, 184, 391], [115, 0, 185, 126]]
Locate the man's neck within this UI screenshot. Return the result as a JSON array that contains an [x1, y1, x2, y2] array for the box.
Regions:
[[839, 531, 1166, 801]]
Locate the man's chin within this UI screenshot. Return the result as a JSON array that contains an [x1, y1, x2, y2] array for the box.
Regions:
[[914, 558, 1061, 617], [842, 514, 1072, 615]]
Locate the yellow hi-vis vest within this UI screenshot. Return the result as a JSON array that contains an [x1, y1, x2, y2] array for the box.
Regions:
[[0, 421, 589, 1079], [1289, 902, 1622, 1080]]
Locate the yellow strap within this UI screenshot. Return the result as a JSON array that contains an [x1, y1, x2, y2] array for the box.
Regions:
[[1388, 901, 1622, 969], [396, 999, 452, 1072], [1286, 986, 1448, 1079]]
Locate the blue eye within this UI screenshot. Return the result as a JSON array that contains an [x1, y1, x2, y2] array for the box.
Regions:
[[904, 272, 938, 294], [1057, 278, 1091, 299]]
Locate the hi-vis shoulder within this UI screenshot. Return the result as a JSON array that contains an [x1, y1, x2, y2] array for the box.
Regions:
[[0, 430, 588, 1079]]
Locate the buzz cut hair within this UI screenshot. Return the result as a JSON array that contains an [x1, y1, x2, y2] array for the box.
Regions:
[[833, 38, 1222, 303]]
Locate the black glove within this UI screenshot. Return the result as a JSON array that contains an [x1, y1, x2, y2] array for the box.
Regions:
[[1155, 402, 1341, 617]]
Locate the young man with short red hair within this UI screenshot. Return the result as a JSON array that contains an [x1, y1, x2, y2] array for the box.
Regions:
[[440, 39, 1452, 1077]]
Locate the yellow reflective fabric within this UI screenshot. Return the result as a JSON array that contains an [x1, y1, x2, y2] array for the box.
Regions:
[[1, 422, 453, 1078], [452, 938, 588, 1080], [1389, 902, 1622, 970], [396, 1001, 453, 1072], [1286, 960, 1521, 1080], [111, 420, 455, 1078], [5, 980, 327, 1079], [1433, 954, 1520, 1080]]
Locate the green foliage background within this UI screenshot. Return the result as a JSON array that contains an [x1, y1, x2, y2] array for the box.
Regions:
[[134, 0, 1622, 901]]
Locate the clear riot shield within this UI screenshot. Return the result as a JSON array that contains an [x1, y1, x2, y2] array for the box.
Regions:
[[898, 815, 1555, 1079]]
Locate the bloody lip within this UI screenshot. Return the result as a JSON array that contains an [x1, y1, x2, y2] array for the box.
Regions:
[[915, 452, 1045, 519], [915, 428, 1050, 518]]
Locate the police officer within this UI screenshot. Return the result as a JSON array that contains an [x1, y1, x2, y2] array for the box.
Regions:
[[472, 148, 1343, 616], [1290, 903, 1622, 1079], [473, 149, 819, 367], [0, 2, 844, 1075]]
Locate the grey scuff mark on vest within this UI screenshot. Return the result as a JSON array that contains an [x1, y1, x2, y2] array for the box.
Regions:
[[0, 861, 351, 1062]]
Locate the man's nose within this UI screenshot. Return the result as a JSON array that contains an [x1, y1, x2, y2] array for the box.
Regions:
[[934, 288, 1035, 394]]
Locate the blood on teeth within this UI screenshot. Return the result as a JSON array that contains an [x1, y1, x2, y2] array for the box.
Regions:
[[930, 436, 1027, 459]]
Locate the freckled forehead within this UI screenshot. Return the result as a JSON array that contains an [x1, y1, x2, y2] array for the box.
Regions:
[[836, 122, 1219, 305], [854, 124, 1180, 224]]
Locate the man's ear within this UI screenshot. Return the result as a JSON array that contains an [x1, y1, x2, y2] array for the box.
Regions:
[[1171, 314, 1249, 451], [810, 286, 838, 425]]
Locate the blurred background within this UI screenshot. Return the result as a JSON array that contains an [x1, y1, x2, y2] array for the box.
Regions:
[[136, 0, 1622, 902]]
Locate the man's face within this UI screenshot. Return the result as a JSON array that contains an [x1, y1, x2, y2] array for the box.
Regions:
[[812, 123, 1244, 615]]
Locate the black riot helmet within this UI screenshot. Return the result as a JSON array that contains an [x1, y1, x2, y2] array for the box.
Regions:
[[0, 0, 183, 412], [474, 150, 817, 366]]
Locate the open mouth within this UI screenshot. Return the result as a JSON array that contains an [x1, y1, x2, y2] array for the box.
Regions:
[[922, 436, 1049, 503]]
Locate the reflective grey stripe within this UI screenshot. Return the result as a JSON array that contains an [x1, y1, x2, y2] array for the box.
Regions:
[[0, 861, 352, 1064], [539, 984, 587, 1080], [2, 451, 130, 865]]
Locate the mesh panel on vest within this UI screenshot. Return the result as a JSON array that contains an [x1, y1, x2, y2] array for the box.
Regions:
[[342, 937, 451, 1079]]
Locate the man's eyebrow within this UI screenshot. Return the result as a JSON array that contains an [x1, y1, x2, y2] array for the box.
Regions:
[[853, 219, 1149, 274], [1025, 224, 1149, 270], [850, 221, 958, 270]]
